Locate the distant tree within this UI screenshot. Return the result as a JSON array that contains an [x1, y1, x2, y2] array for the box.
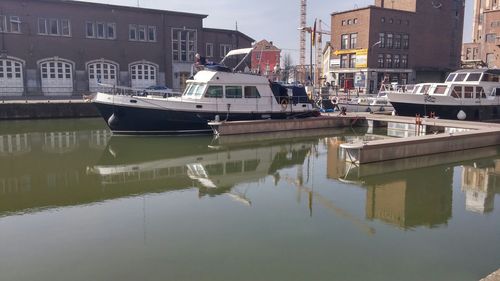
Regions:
[[281, 53, 293, 82]]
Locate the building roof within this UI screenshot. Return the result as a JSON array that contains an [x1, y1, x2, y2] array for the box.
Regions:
[[252, 40, 280, 51], [33, 0, 208, 18], [203, 28, 255, 43], [331, 5, 416, 16]]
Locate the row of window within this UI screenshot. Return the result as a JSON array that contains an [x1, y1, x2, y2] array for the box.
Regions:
[[381, 17, 410, 25], [340, 33, 357, 50], [377, 54, 409, 68], [416, 84, 487, 99], [206, 43, 232, 58], [184, 84, 261, 99], [0, 15, 21, 33], [0, 58, 160, 91], [37, 17, 158, 41], [341, 18, 358, 26], [464, 47, 479, 60], [379, 33, 410, 49]]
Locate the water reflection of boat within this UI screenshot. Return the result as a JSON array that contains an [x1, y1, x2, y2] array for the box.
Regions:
[[90, 136, 314, 199]]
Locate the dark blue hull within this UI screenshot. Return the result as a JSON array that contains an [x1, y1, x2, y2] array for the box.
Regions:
[[391, 102, 500, 121], [94, 102, 316, 135]]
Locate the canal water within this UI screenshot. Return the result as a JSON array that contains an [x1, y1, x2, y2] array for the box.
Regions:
[[0, 118, 499, 281]]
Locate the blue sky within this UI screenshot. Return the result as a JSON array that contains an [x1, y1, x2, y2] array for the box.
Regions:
[[80, 0, 474, 63]]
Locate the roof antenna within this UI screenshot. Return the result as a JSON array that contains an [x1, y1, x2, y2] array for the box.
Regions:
[[137, 0, 140, 7], [235, 21, 238, 31]]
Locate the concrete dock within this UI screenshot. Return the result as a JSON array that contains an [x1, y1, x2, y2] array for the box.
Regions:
[[208, 112, 500, 164], [0, 99, 99, 119]]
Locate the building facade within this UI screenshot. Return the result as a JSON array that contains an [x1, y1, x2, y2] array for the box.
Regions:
[[329, 0, 464, 94], [463, 0, 500, 68], [0, 0, 253, 96], [250, 40, 281, 80]]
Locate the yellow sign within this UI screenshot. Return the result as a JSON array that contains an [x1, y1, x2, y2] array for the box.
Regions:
[[333, 48, 368, 56]]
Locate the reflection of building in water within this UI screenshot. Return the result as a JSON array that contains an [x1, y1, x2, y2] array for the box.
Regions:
[[0, 134, 30, 155], [0, 128, 108, 215], [366, 168, 453, 228], [43, 132, 79, 153], [461, 163, 497, 214], [327, 138, 347, 179], [89, 130, 113, 150], [365, 167, 453, 229]]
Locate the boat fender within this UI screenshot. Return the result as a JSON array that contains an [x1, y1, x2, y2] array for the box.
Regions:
[[366, 107, 372, 113], [108, 113, 119, 128], [280, 98, 289, 110], [457, 110, 466, 120]]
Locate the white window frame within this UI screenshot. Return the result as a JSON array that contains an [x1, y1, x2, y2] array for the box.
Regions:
[[86, 59, 119, 91], [138, 25, 146, 41], [148, 26, 156, 42], [60, 19, 71, 37], [96, 22, 105, 39], [0, 15, 6, 33], [38, 57, 75, 96], [129, 24, 137, 41], [85, 21, 95, 38], [38, 18, 48, 35], [129, 61, 158, 89], [0, 56, 25, 96], [10, 16, 21, 33], [107, 23, 116, 39], [220, 44, 232, 58], [171, 28, 197, 62], [48, 18, 59, 35], [206, 43, 213, 58]]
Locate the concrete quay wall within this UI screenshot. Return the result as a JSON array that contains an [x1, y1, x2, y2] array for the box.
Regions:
[[0, 101, 99, 120], [358, 129, 500, 164], [211, 116, 365, 135]]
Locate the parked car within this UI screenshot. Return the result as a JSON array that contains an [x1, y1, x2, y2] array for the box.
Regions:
[[141, 85, 176, 97]]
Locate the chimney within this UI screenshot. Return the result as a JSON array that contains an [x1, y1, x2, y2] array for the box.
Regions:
[[375, 0, 385, 7], [270, 41, 273, 45]]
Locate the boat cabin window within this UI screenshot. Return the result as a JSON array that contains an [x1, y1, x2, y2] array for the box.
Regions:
[[244, 86, 261, 98], [482, 73, 500, 82], [451, 86, 462, 98], [184, 83, 205, 96], [433, 85, 447, 95], [445, 74, 456, 82], [204, 85, 223, 98], [419, 85, 430, 94], [466, 73, 482, 82], [475, 87, 486, 98], [494, 88, 500, 96], [454, 73, 467, 82], [464, 86, 474, 98], [225, 86, 243, 98]]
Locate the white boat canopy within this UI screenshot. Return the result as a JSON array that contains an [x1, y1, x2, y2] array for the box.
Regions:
[[224, 48, 253, 57]]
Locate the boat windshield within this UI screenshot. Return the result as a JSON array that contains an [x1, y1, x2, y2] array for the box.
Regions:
[[466, 73, 482, 82], [445, 73, 456, 82], [183, 83, 206, 97], [481, 73, 500, 82]]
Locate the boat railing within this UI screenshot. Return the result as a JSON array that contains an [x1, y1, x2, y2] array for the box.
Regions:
[[378, 83, 415, 94], [98, 84, 313, 105], [98, 84, 182, 97]]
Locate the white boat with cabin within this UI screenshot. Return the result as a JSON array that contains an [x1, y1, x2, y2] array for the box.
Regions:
[[92, 48, 317, 135], [386, 69, 500, 121]]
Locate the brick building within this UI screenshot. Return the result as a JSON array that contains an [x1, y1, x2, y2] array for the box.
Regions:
[[250, 40, 281, 80], [462, 0, 500, 68], [328, 0, 464, 94], [0, 0, 253, 96]]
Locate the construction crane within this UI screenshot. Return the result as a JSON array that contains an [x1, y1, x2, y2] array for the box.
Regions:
[[299, 0, 307, 83], [298, 1, 331, 86]]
